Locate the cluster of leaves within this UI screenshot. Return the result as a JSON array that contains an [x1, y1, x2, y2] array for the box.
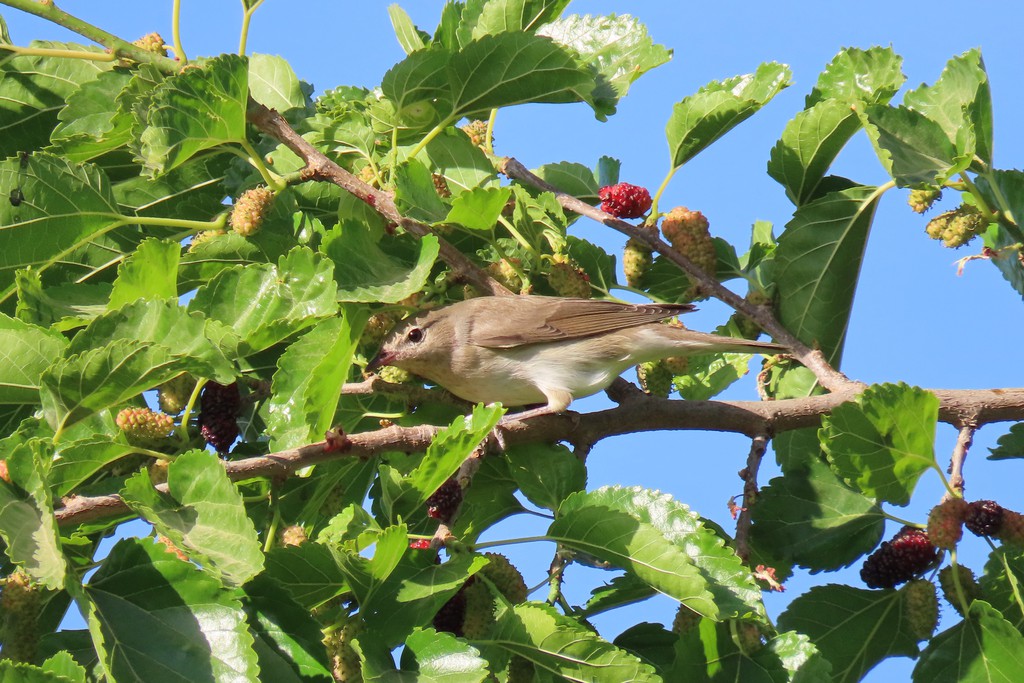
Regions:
[[0, 1, 1023, 682]]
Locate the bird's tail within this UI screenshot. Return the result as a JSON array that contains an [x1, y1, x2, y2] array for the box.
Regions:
[[665, 328, 786, 356]]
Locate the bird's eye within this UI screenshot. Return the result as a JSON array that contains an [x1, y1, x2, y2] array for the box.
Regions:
[[407, 327, 424, 343]]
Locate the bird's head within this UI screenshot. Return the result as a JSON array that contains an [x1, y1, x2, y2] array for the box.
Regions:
[[366, 306, 456, 380]]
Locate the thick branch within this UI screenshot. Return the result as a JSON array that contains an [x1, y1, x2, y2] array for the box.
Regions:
[[55, 387, 1024, 527], [500, 157, 859, 393], [245, 100, 510, 297]]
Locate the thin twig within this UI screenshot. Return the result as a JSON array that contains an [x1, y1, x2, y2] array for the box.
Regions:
[[948, 425, 976, 498], [244, 100, 510, 297], [500, 157, 861, 393], [734, 434, 770, 562]]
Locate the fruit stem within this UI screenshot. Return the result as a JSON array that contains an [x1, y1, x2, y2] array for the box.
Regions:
[[263, 501, 281, 553], [176, 377, 208, 443], [239, 138, 286, 192], [406, 118, 455, 161], [171, 0, 187, 63], [948, 550, 971, 616], [648, 165, 680, 222], [484, 108, 498, 154]]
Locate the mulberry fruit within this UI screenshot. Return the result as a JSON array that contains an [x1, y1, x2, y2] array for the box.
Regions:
[[230, 186, 275, 237], [964, 499, 1005, 537], [598, 182, 652, 219], [927, 498, 968, 550], [116, 407, 174, 442], [427, 478, 463, 523], [198, 381, 241, 453], [860, 526, 938, 588]]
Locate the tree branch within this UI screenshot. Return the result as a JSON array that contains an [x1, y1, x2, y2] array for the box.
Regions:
[[244, 100, 511, 297], [948, 425, 975, 497], [55, 386, 1024, 527], [735, 434, 769, 563], [499, 157, 860, 393]]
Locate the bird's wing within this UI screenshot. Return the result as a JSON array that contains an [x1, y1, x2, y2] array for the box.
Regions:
[[469, 297, 695, 348]]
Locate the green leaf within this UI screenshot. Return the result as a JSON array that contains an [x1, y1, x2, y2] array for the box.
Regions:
[[121, 449, 265, 586], [550, 486, 764, 620], [583, 573, 656, 618], [188, 246, 337, 355], [49, 436, 136, 498], [107, 238, 180, 308], [461, 0, 570, 39], [445, 187, 512, 230], [400, 628, 489, 682], [821, 383, 938, 505], [775, 184, 881, 362], [68, 298, 235, 383], [666, 62, 791, 169], [505, 442, 585, 511], [322, 223, 440, 304], [480, 602, 660, 682], [383, 33, 599, 123], [135, 54, 249, 176], [0, 153, 122, 303], [981, 546, 1024, 630], [248, 53, 309, 115], [388, 4, 427, 54], [670, 620, 832, 683], [974, 170, 1024, 298], [394, 157, 449, 222], [989, 423, 1024, 460], [614, 622, 678, 674], [0, 313, 68, 405], [750, 458, 885, 571], [863, 104, 965, 187], [450, 454, 525, 544], [768, 99, 864, 205], [0, 660, 82, 682], [264, 543, 349, 610], [448, 33, 596, 118], [0, 439, 66, 588], [565, 234, 616, 292], [85, 537, 259, 682], [913, 600, 1024, 683], [39, 339, 187, 435], [532, 161, 600, 203], [904, 48, 992, 166], [423, 129, 497, 194], [114, 153, 232, 221], [265, 311, 365, 451], [0, 41, 115, 156], [243, 575, 333, 681], [382, 404, 504, 523], [337, 536, 487, 647], [503, 444, 585, 511], [15, 271, 110, 332], [808, 46, 905, 106], [777, 584, 919, 683], [48, 67, 135, 162], [539, 13, 672, 112], [41, 651, 88, 682]]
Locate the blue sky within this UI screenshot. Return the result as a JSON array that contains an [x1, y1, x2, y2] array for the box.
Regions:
[[6, 2, 1024, 680]]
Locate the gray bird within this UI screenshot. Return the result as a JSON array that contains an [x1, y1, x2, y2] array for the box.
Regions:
[[368, 295, 784, 420]]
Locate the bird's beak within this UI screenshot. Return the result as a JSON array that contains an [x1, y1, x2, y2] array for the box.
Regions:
[[366, 350, 393, 373]]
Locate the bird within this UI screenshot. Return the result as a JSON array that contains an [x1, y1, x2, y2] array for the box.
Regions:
[[368, 295, 784, 421]]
